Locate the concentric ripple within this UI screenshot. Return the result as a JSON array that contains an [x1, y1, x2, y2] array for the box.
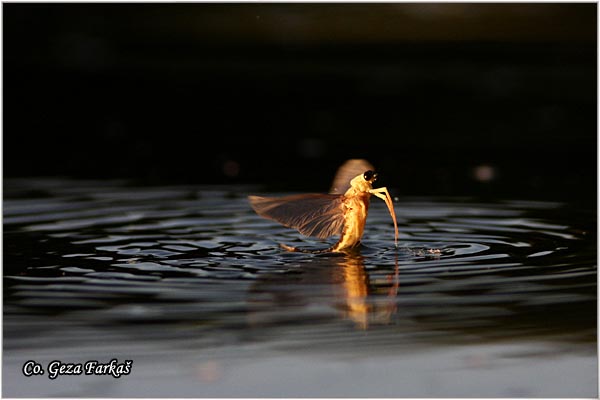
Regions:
[[3, 178, 596, 362]]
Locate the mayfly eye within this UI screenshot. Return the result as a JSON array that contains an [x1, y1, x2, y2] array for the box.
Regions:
[[363, 170, 375, 181]]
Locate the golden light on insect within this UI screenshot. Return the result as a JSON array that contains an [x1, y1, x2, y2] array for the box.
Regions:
[[249, 159, 399, 253]]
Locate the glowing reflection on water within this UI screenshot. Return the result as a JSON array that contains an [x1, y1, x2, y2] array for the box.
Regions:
[[3, 178, 596, 397]]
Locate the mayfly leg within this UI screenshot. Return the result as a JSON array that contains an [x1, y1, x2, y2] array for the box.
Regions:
[[369, 187, 399, 247]]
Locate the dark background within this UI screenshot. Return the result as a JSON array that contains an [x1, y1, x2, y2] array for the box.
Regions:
[[3, 3, 597, 201]]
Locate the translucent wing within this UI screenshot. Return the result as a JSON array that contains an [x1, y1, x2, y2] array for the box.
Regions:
[[329, 159, 375, 194], [248, 194, 345, 239]]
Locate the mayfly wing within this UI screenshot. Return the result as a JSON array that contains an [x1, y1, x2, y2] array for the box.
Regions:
[[329, 159, 375, 194], [248, 194, 346, 239]]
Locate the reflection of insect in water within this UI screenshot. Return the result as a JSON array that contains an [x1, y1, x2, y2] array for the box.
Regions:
[[248, 159, 399, 253]]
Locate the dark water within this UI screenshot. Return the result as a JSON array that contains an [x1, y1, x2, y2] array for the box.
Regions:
[[3, 178, 597, 397]]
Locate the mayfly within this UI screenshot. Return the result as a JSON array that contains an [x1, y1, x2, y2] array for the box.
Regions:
[[248, 159, 399, 253]]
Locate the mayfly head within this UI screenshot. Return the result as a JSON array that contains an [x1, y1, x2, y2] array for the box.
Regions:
[[363, 170, 378, 183], [349, 170, 378, 193]]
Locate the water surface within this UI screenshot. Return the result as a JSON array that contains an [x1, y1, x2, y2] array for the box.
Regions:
[[3, 178, 597, 397]]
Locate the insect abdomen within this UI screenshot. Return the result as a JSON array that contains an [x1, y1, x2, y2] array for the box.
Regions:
[[332, 194, 370, 251]]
